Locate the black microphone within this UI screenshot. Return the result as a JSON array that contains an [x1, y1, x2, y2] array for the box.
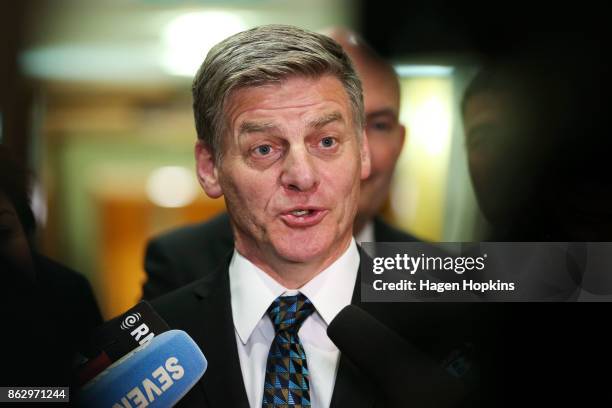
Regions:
[[89, 300, 170, 361], [77, 301, 170, 385], [327, 305, 466, 407]]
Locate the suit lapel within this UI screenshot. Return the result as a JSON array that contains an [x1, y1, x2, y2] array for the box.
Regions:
[[188, 266, 250, 408], [329, 249, 376, 408]]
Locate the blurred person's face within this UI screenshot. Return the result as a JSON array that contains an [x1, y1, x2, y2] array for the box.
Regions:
[[0, 193, 35, 280], [353, 58, 405, 229], [196, 75, 370, 270], [463, 91, 541, 226]]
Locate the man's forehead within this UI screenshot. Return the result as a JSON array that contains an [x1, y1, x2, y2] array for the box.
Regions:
[[237, 110, 347, 136], [366, 108, 399, 121], [226, 76, 352, 127], [356, 68, 400, 113]]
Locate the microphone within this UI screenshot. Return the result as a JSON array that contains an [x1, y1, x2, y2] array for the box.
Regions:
[[90, 300, 170, 361], [327, 305, 465, 407], [76, 301, 171, 385], [78, 330, 207, 408]]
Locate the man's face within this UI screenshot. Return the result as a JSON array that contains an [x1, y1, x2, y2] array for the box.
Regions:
[[463, 91, 539, 225], [464, 90, 612, 239], [354, 60, 405, 224], [196, 75, 370, 268]]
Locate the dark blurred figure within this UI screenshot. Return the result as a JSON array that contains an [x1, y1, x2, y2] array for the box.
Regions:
[[461, 54, 612, 405], [0, 146, 102, 387], [461, 55, 611, 241]]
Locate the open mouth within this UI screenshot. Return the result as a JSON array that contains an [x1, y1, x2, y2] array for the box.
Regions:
[[290, 209, 315, 216], [280, 208, 327, 227]]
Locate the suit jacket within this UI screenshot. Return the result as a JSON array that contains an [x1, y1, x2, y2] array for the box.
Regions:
[[143, 213, 419, 300], [151, 251, 492, 408]]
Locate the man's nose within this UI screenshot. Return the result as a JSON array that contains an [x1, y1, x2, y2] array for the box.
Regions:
[[280, 145, 319, 192]]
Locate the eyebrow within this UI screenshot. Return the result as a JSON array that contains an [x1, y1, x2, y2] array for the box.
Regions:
[[307, 111, 344, 129], [238, 121, 279, 136], [238, 111, 345, 136]]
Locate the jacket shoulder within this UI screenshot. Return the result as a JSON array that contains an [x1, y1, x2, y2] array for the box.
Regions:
[[373, 217, 421, 242], [142, 212, 234, 298], [150, 263, 228, 330], [149, 212, 233, 250]]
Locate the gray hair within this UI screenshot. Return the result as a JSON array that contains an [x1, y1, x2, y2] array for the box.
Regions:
[[192, 24, 364, 162]]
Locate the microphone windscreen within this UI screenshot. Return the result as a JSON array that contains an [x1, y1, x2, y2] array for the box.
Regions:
[[78, 330, 207, 408], [328, 305, 464, 407]]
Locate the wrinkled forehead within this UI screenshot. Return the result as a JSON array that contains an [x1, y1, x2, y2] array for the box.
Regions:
[[223, 75, 356, 133]]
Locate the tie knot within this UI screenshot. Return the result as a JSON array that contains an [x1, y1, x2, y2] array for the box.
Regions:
[[267, 293, 315, 333]]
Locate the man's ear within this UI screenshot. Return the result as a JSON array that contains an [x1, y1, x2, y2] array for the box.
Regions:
[[394, 124, 407, 160], [399, 124, 407, 149], [195, 141, 223, 198], [360, 130, 371, 180]]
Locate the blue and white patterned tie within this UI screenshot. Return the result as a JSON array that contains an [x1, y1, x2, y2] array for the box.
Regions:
[[262, 294, 315, 408]]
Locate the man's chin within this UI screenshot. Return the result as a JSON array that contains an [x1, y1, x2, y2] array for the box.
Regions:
[[270, 233, 339, 265], [272, 242, 327, 263]]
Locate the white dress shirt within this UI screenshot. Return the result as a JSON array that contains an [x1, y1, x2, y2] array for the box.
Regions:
[[229, 239, 360, 408]]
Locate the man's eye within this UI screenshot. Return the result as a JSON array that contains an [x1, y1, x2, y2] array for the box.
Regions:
[[368, 121, 392, 132], [254, 145, 272, 156], [320, 137, 336, 148]]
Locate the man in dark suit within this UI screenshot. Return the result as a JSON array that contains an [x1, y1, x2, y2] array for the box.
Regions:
[[150, 25, 477, 407], [143, 28, 418, 301]]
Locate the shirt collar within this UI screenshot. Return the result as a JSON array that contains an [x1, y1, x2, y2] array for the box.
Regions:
[[229, 239, 360, 345]]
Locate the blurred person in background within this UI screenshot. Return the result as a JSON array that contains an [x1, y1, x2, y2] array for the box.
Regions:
[[0, 145, 102, 386], [461, 56, 611, 241], [142, 27, 419, 301], [461, 61, 550, 240], [459, 56, 612, 405], [325, 27, 417, 245]]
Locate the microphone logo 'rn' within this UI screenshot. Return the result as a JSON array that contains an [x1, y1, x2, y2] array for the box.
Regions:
[[120, 313, 142, 330]]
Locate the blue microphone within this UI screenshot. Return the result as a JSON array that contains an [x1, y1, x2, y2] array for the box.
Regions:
[[78, 330, 207, 407]]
